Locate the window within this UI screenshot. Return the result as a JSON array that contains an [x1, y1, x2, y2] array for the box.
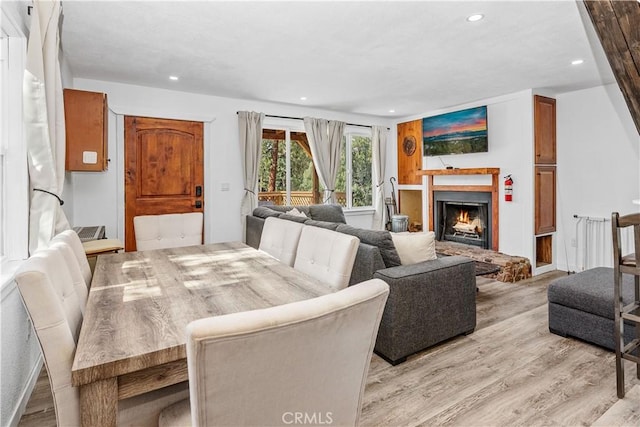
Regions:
[[259, 128, 320, 206], [1, 13, 28, 266], [259, 125, 373, 210], [337, 132, 373, 209]]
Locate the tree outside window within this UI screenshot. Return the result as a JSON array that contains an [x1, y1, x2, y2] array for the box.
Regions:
[[337, 133, 373, 209]]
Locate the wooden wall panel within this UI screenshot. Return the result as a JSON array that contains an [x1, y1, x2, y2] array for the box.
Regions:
[[584, 0, 640, 135], [397, 119, 423, 185]]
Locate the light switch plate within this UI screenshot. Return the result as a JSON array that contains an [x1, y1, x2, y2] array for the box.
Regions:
[[221, 182, 230, 191], [82, 151, 98, 164]]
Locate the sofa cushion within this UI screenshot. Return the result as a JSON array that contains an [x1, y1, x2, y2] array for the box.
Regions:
[[336, 224, 401, 268], [547, 267, 636, 319], [253, 207, 282, 219], [390, 231, 437, 265], [304, 220, 340, 231], [309, 204, 347, 223], [279, 214, 309, 223]]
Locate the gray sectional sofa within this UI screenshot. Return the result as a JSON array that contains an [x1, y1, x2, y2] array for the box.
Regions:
[[245, 204, 477, 364]]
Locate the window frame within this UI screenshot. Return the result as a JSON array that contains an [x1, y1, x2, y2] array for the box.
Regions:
[[1, 9, 29, 270], [341, 128, 374, 211], [260, 119, 375, 212]]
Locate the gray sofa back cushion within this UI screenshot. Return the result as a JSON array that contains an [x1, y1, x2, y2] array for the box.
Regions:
[[253, 207, 282, 219], [309, 204, 346, 223], [304, 220, 340, 231], [336, 224, 401, 268]]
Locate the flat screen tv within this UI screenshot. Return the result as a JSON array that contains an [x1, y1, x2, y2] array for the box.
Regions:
[[423, 106, 488, 156]]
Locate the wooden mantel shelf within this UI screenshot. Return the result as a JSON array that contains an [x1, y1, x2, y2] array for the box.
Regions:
[[417, 167, 500, 176]]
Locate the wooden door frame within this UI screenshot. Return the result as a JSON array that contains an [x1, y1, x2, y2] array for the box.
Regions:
[[112, 111, 214, 247]]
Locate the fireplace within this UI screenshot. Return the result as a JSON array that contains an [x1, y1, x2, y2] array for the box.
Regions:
[[434, 191, 492, 249]]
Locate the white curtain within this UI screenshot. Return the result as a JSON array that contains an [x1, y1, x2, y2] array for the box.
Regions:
[[303, 117, 345, 204], [24, 0, 70, 253], [371, 126, 388, 230], [238, 111, 264, 225]]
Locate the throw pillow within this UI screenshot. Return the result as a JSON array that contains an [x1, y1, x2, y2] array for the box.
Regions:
[[279, 213, 309, 223], [336, 224, 401, 268], [288, 207, 308, 218], [309, 204, 347, 223], [390, 231, 437, 265], [253, 207, 282, 219], [269, 205, 311, 217]]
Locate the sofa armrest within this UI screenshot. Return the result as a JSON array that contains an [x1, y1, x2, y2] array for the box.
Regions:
[[349, 243, 386, 286], [245, 215, 265, 249], [373, 256, 476, 363]]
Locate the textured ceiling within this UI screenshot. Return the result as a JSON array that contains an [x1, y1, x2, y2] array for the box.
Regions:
[[60, 1, 615, 118]]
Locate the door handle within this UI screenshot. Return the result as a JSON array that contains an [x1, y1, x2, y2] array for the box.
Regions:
[[194, 200, 202, 209], [195, 186, 202, 197]]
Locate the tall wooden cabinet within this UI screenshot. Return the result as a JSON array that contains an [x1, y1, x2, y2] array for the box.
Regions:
[[533, 95, 556, 268], [64, 89, 108, 171]]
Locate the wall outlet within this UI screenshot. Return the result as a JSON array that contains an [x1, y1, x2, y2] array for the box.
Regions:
[[571, 238, 577, 247], [220, 182, 230, 192]]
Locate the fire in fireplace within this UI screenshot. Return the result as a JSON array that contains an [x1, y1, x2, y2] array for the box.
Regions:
[[434, 191, 492, 249]]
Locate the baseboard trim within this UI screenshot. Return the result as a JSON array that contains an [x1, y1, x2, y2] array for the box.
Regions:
[[7, 356, 43, 427]]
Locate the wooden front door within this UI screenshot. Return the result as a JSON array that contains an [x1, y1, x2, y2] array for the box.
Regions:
[[124, 116, 204, 251]]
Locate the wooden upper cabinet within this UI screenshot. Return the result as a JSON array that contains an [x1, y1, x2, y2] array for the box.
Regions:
[[397, 119, 423, 185], [64, 89, 108, 171], [534, 95, 556, 165], [535, 165, 556, 235]]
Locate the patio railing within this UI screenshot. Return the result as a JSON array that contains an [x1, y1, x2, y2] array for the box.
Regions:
[[259, 191, 347, 207]]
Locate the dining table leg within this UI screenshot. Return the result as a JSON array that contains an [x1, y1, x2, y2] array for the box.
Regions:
[[80, 377, 118, 427]]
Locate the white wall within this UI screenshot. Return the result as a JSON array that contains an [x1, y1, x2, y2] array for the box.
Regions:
[[556, 83, 640, 271], [69, 79, 393, 243], [392, 90, 536, 263]]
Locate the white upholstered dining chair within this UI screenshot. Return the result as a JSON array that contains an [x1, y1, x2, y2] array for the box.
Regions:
[[51, 229, 92, 288], [157, 278, 390, 427], [134, 212, 203, 251], [258, 217, 305, 266], [294, 225, 360, 291], [14, 248, 189, 427]]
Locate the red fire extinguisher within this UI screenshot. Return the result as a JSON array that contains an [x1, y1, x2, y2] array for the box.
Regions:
[[504, 174, 513, 202]]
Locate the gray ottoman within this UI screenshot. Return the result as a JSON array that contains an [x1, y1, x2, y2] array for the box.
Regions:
[[548, 267, 637, 350]]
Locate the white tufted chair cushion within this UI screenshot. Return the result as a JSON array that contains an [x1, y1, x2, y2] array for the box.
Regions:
[[51, 230, 92, 288], [258, 217, 305, 266], [48, 241, 89, 315], [293, 225, 360, 291], [158, 279, 390, 427], [134, 212, 203, 251]]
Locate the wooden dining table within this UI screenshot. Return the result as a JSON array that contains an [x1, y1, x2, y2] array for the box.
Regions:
[[71, 241, 333, 427]]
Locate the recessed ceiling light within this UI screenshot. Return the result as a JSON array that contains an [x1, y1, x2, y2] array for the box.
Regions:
[[169, 76, 179, 81], [388, 109, 396, 113], [571, 59, 584, 65], [300, 96, 307, 101], [467, 14, 484, 22]]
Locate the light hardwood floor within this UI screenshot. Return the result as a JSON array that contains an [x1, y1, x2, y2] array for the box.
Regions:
[[19, 271, 640, 427]]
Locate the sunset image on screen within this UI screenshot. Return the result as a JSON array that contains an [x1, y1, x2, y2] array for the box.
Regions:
[[423, 106, 488, 156]]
